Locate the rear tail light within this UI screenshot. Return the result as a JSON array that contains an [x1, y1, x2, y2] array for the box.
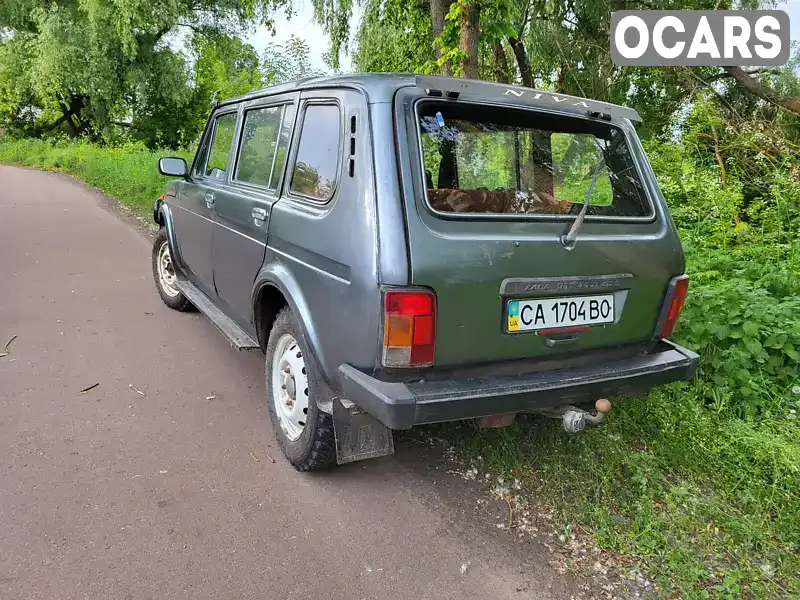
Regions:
[[657, 275, 689, 339], [382, 289, 436, 367]]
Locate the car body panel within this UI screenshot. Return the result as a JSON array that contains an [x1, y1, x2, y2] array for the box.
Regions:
[[255, 88, 382, 378], [171, 106, 240, 297], [211, 95, 300, 326]]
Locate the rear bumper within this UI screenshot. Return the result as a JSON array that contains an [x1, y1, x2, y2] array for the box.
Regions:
[[338, 341, 699, 430]]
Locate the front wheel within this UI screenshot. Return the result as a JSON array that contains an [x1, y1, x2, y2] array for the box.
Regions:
[[265, 307, 336, 471], [151, 227, 193, 311]]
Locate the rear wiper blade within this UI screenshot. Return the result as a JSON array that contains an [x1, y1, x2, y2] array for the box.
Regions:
[[560, 158, 606, 249]]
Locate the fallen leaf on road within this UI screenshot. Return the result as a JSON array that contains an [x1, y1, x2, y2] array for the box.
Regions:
[[129, 384, 146, 396], [250, 452, 260, 463], [78, 383, 99, 394], [0, 335, 18, 357]]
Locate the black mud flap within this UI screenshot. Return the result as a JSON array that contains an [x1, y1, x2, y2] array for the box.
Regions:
[[332, 397, 395, 465]]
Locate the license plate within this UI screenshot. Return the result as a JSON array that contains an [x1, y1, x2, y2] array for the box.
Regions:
[[506, 294, 615, 333]]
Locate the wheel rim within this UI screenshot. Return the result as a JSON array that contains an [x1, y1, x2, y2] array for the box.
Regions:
[[156, 240, 179, 298], [271, 334, 310, 441]]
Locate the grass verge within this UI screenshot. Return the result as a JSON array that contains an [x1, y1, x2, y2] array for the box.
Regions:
[[0, 137, 190, 219], [435, 386, 798, 598]]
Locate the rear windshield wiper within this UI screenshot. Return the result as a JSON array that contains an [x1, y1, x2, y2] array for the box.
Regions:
[[560, 158, 606, 249]]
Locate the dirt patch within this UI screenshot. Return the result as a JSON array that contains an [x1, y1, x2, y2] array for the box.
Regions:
[[394, 430, 653, 600]]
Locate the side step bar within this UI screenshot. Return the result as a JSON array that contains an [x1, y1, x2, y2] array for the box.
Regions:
[[175, 280, 260, 351]]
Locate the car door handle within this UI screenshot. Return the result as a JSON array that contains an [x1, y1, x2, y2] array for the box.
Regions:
[[205, 191, 215, 208], [252, 207, 267, 223]]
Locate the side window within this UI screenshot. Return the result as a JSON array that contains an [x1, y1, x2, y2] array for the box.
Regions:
[[204, 112, 238, 179], [235, 104, 291, 190], [289, 104, 341, 202]]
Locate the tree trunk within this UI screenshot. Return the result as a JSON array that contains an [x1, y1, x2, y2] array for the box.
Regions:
[[493, 41, 510, 83], [724, 66, 800, 117], [55, 96, 80, 136], [711, 126, 726, 189], [458, 2, 480, 79], [508, 37, 532, 88], [429, 0, 452, 76]]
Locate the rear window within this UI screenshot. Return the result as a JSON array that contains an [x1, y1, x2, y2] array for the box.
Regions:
[[417, 103, 651, 218]]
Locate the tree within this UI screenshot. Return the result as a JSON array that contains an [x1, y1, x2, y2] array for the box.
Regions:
[[0, 0, 289, 141], [313, 0, 503, 78], [352, 0, 433, 73], [262, 35, 325, 84], [722, 66, 800, 117], [193, 32, 264, 101]]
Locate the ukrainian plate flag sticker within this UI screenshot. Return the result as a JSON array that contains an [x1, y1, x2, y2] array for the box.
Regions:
[[507, 300, 520, 332]]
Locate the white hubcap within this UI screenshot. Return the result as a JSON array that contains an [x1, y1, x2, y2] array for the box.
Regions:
[[271, 334, 310, 441], [157, 240, 179, 297]]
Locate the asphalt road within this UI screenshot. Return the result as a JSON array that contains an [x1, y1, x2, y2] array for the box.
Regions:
[[0, 166, 580, 600]]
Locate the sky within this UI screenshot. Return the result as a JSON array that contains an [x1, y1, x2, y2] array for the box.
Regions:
[[247, 0, 357, 73], [247, 1, 800, 76]]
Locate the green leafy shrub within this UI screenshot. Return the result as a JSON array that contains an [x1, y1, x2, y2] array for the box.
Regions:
[[676, 277, 800, 419], [0, 137, 191, 216]]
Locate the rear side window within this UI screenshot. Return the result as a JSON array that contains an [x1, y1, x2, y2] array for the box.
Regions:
[[289, 104, 341, 202], [205, 112, 237, 179], [235, 105, 291, 190], [418, 103, 651, 218]]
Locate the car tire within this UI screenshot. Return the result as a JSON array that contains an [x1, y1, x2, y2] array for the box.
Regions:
[[152, 227, 194, 311], [265, 307, 336, 471]]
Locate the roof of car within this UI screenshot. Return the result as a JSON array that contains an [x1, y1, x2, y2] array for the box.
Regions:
[[218, 73, 641, 122]]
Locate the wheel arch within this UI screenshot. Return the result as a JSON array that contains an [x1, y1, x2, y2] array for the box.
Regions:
[[154, 201, 187, 273], [251, 263, 331, 384]]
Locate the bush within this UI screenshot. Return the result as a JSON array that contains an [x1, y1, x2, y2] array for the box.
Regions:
[[676, 254, 800, 420]]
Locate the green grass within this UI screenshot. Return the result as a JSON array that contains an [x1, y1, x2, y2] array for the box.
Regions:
[[434, 387, 799, 598], [0, 137, 191, 219], [2, 136, 798, 598]]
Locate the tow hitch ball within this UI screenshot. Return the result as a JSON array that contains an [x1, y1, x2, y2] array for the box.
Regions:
[[561, 399, 612, 433]]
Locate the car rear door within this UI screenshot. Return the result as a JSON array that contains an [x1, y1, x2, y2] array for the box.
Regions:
[[394, 93, 685, 368], [171, 109, 239, 297], [211, 95, 298, 325]]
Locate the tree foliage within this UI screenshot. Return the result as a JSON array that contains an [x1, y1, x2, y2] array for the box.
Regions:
[[262, 34, 325, 84], [0, 0, 294, 146]]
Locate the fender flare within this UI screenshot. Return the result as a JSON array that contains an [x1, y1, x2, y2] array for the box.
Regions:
[[251, 261, 331, 386], [154, 201, 187, 274]]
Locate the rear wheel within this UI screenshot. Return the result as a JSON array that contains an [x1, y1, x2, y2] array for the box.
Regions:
[[265, 307, 336, 471], [152, 227, 193, 311]]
